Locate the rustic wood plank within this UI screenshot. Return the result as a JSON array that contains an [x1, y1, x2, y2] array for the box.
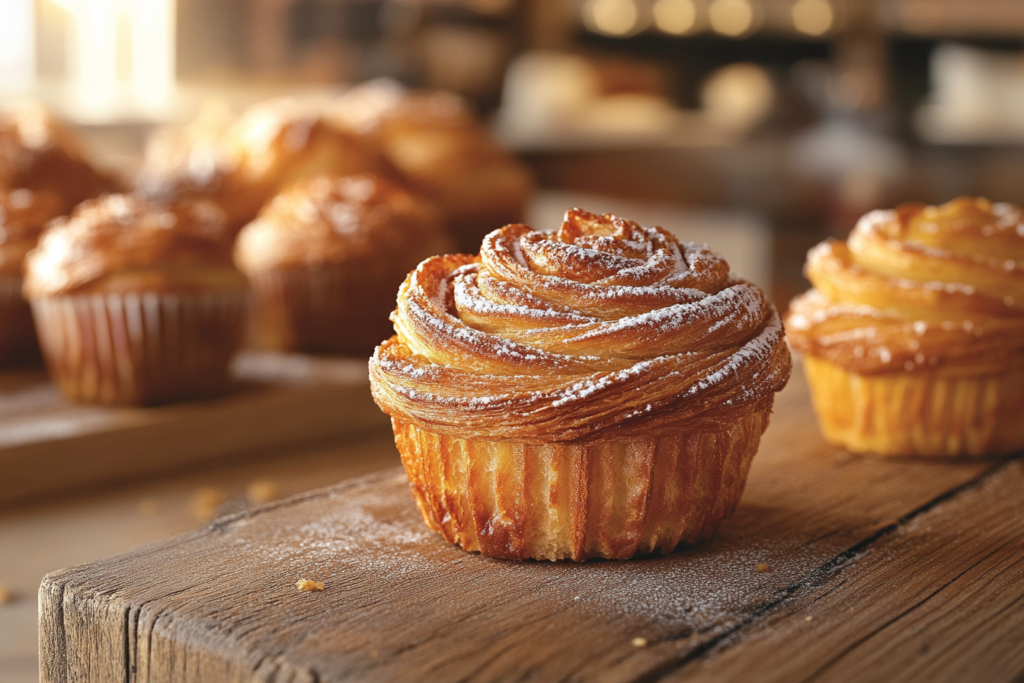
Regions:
[[663, 459, 1024, 683], [0, 435, 403, 683], [37, 370, 1017, 683], [0, 352, 390, 505]]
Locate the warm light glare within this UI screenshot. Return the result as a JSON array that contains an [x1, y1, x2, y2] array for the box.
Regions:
[[584, 0, 640, 36], [49, 0, 175, 112], [128, 0, 175, 104], [791, 0, 834, 36], [653, 0, 697, 35], [708, 0, 754, 36], [0, 0, 35, 91]]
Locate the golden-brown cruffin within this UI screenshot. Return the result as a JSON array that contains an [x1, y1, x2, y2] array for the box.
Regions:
[[333, 80, 533, 252], [23, 194, 249, 405], [370, 209, 791, 561], [0, 188, 65, 365], [235, 173, 455, 354], [0, 105, 120, 211], [786, 197, 1024, 456], [137, 99, 394, 236]]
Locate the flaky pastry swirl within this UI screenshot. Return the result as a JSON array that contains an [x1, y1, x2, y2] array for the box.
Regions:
[[370, 209, 791, 442], [787, 197, 1024, 375]]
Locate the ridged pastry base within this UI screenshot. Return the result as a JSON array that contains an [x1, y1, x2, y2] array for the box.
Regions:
[[31, 291, 247, 406], [0, 276, 40, 367], [248, 267, 397, 355], [803, 356, 1024, 457], [391, 407, 772, 561]]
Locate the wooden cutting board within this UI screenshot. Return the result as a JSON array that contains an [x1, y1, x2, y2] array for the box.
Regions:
[[37, 371, 1024, 683], [0, 352, 389, 505]]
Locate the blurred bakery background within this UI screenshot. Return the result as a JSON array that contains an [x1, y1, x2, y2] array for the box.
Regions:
[[3, 0, 1024, 679], [5, 0, 1024, 303]]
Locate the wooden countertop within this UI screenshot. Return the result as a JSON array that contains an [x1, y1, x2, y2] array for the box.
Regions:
[[22, 366, 1024, 683], [0, 434, 401, 683]]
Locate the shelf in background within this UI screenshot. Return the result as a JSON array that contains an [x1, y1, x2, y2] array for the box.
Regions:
[[0, 352, 389, 506]]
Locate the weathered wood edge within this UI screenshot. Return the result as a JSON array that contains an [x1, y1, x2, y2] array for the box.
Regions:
[[38, 457, 1020, 683], [38, 470, 400, 683]]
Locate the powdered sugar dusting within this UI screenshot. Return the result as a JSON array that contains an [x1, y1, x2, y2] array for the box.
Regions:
[[372, 209, 790, 440]]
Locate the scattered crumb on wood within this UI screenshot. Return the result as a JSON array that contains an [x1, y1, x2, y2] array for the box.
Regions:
[[189, 487, 226, 522], [296, 579, 325, 592], [247, 480, 281, 505], [369, 650, 379, 659], [138, 498, 159, 517], [805, 616, 814, 622], [632, 637, 648, 648], [757, 563, 771, 573], [0, 584, 12, 605]]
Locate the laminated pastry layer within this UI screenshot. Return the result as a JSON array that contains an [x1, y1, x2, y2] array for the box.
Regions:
[[371, 209, 791, 442], [787, 197, 1024, 375]]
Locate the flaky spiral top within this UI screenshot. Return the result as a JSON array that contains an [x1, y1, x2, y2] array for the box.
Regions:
[[0, 188, 64, 276], [24, 194, 245, 298], [786, 197, 1024, 375], [234, 174, 454, 273], [370, 209, 791, 442]]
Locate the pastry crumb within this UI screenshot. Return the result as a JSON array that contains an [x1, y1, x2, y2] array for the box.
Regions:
[[296, 579, 325, 592], [138, 498, 158, 517], [247, 479, 280, 504], [189, 487, 226, 522], [756, 563, 771, 573], [0, 584, 11, 605], [632, 637, 648, 648], [805, 616, 814, 622]]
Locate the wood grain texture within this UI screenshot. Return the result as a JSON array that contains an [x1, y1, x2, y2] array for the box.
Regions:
[[0, 352, 389, 505], [37, 373, 1023, 683]]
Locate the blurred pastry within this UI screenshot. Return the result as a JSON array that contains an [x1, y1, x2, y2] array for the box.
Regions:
[[0, 105, 120, 211], [370, 209, 791, 561], [235, 173, 455, 354], [333, 80, 533, 252], [0, 188, 64, 365], [138, 98, 392, 236], [23, 194, 248, 405], [786, 197, 1024, 456]]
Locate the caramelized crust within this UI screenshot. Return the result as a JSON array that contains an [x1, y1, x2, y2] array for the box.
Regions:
[[787, 197, 1024, 375], [370, 209, 791, 442], [23, 194, 246, 298], [234, 174, 453, 273], [395, 409, 769, 561], [0, 188, 64, 275], [0, 106, 119, 209]]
